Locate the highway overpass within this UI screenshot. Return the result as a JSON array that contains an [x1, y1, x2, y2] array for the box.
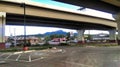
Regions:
[[0, 0, 117, 47], [0, 0, 116, 30], [54, 0, 120, 14], [54, 0, 120, 45]]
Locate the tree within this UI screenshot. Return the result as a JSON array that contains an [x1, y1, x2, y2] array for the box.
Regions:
[[87, 34, 92, 40], [6, 37, 15, 47], [66, 32, 70, 41], [45, 36, 51, 41]]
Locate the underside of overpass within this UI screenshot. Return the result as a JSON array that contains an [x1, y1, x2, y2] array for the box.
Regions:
[[54, 0, 120, 14], [54, 0, 120, 44], [0, 0, 118, 48], [6, 13, 115, 30]]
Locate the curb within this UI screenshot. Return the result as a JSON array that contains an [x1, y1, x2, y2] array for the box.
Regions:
[[13, 50, 36, 54]]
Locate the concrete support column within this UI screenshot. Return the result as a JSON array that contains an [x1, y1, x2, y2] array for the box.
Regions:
[[0, 12, 6, 49], [77, 30, 85, 44], [109, 29, 116, 43], [113, 12, 120, 45]]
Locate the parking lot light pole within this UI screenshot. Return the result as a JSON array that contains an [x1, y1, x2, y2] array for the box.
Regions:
[[24, 3, 26, 47], [21, 3, 27, 48]]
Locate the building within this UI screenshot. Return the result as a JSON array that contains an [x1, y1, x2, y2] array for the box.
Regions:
[[48, 38, 67, 45], [91, 33, 109, 41]]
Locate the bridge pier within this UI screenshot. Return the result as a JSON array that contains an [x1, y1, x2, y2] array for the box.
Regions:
[[108, 29, 116, 43], [0, 12, 6, 49], [113, 13, 120, 45], [77, 30, 85, 44]]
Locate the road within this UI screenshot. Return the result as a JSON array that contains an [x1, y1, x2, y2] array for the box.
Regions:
[[0, 46, 120, 67]]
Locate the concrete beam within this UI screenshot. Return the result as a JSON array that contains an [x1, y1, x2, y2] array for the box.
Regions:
[[113, 13, 120, 45], [0, 1, 117, 28], [109, 29, 116, 43], [54, 0, 119, 14], [77, 30, 85, 44], [0, 12, 6, 43], [0, 12, 6, 49]]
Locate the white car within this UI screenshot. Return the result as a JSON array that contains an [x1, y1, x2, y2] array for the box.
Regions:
[[38, 42, 45, 45], [48, 40, 60, 45]]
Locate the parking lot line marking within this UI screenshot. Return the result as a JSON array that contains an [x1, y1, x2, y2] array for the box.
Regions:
[[16, 54, 21, 61], [62, 61, 93, 67], [5, 53, 12, 60]]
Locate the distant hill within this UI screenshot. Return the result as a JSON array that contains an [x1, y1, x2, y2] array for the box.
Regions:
[[16, 30, 77, 37], [44, 30, 67, 36]]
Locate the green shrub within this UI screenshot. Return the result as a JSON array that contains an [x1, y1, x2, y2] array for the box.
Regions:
[[43, 42, 50, 46], [0, 48, 18, 52], [10, 44, 15, 47], [59, 43, 69, 46]]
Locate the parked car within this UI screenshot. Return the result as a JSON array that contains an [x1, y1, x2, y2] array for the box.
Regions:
[[38, 42, 45, 45], [48, 40, 60, 45]]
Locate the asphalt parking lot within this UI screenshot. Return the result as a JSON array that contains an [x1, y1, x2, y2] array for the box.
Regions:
[[1, 46, 120, 67]]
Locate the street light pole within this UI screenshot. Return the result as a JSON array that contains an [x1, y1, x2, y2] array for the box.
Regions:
[[21, 3, 26, 47], [23, 3, 26, 47]]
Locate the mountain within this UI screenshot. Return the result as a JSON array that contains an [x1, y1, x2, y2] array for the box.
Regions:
[[15, 30, 77, 37], [44, 30, 67, 36]]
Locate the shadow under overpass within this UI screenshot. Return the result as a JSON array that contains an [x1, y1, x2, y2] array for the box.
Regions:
[[6, 13, 115, 30]]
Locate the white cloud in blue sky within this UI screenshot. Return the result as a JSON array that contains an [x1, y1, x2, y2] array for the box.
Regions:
[[5, 25, 77, 36], [31, 0, 80, 10], [5, 25, 109, 36]]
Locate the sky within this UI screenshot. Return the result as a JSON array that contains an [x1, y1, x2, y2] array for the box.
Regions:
[[5, 0, 113, 36]]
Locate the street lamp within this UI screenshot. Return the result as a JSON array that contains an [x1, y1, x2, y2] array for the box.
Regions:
[[21, 3, 26, 48]]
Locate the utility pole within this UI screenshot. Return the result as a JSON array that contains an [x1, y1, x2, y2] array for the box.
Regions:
[[14, 28, 16, 47]]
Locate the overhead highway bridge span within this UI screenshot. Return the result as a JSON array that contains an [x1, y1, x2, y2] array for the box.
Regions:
[[54, 0, 120, 45], [0, 0, 117, 48]]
